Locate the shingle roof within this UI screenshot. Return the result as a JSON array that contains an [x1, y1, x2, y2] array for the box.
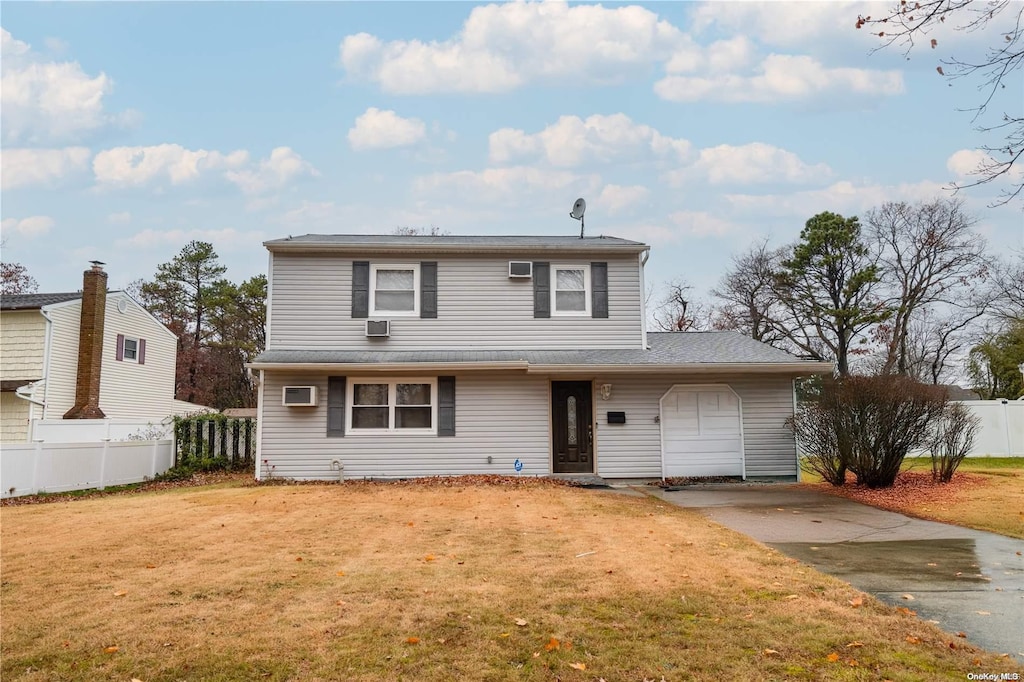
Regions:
[[0, 292, 80, 310], [264, 234, 648, 253], [252, 332, 827, 370]]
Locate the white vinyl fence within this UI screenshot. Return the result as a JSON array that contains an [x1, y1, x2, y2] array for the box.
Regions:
[[31, 418, 171, 443], [0, 439, 173, 499], [958, 399, 1024, 457]]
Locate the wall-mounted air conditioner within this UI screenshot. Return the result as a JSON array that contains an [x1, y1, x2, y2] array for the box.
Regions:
[[282, 386, 317, 407], [365, 320, 391, 337], [508, 261, 533, 278]]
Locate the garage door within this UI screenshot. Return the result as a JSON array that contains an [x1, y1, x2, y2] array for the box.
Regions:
[[660, 385, 743, 478]]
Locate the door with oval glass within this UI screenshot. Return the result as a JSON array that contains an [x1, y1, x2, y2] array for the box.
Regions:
[[551, 381, 593, 473]]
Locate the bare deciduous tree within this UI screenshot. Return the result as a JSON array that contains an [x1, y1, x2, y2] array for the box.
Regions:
[[710, 240, 788, 346], [652, 278, 711, 332]]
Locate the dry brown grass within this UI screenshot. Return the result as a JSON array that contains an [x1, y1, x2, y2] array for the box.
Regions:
[[1, 481, 1015, 681]]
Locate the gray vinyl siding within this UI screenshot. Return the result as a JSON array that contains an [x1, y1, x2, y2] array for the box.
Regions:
[[268, 253, 642, 350], [593, 374, 798, 479], [259, 371, 551, 480]]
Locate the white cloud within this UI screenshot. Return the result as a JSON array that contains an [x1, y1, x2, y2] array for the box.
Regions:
[[413, 165, 600, 203], [339, 1, 683, 94], [348, 107, 426, 150], [946, 149, 991, 179], [1, 215, 54, 237], [107, 211, 131, 224], [93, 144, 249, 187], [596, 184, 649, 213], [667, 142, 832, 186], [489, 114, 690, 167], [665, 35, 755, 74], [725, 179, 947, 218], [1, 28, 133, 143], [688, 2, 880, 50], [655, 54, 903, 103], [667, 211, 738, 237], [1, 146, 91, 189], [224, 147, 319, 195]]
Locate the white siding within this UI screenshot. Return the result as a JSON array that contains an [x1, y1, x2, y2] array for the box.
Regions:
[[1, 392, 31, 443], [0, 310, 45, 379], [593, 374, 798, 479], [43, 294, 181, 421], [259, 371, 551, 480], [268, 253, 642, 350]]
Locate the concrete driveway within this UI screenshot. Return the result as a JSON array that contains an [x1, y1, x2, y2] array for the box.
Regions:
[[645, 484, 1024, 660]]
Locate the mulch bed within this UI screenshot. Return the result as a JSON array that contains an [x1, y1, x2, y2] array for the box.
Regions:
[[809, 471, 989, 514]]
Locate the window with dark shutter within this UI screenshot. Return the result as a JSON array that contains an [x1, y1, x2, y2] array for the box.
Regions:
[[138, 339, 146, 364], [438, 376, 456, 436], [420, 261, 437, 319], [591, 262, 608, 318], [327, 377, 346, 437], [533, 262, 550, 318], [351, 261, 369, 318]]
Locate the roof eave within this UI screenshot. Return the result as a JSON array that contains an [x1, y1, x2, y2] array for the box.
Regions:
[[246, 360, 833, 374], [246, 361, 531, 372], [263, 241, 649, 255]]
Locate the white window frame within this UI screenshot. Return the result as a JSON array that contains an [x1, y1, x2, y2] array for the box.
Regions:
[[122, 335, 140, 363], [346, 377, 437, 434], [369, 263, 420, 317], [551, 264, 591, 317]]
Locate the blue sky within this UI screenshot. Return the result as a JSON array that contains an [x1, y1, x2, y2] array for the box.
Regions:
[[2, 1, 1021, 300]]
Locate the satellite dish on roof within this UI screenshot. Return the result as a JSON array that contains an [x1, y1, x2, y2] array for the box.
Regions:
[[569, 197, 586, 238]]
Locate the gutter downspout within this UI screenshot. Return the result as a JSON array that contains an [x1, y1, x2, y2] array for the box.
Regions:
[[40, 307, 55, 419], [640, 248, 650, 350]]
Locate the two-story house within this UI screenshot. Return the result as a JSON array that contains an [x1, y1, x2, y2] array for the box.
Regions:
[[249, 234, 832, 481], [1, 264, 206, 442]]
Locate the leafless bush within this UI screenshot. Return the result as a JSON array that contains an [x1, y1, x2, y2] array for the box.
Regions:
[[789, 382, 848, 486], [928, 403, 981, 483]]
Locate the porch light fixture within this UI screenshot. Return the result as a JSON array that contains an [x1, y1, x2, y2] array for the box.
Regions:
[[599, 383, 613, 401]]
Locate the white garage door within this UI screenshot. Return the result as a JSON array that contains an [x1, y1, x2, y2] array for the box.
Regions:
[[660, 385, 743, 478]]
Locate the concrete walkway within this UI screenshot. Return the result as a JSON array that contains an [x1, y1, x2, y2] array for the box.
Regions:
[[644, 484, 1024, 660]]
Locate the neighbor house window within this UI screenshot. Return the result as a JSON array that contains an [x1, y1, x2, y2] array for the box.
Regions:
[[123, 337, 139, 362], [370, 264, 419, 316], [347, 378, 436, 433], [116, 334, 145, 364], [552, 265, 590, 316]]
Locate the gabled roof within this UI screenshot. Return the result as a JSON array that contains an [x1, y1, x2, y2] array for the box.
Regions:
[[1, 292, 81, 310], [264, 234, 649, 255], [250, 332, 832, 375]]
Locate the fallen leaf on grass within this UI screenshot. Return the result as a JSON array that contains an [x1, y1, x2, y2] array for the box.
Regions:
[[901, 594, 915, 601], [424, 555, 436, 562], [846, 641, 864, 648], [295, 557, 303, 562], [896, 607, 917, 616], [849, 597, 864, 608], [906, 636, 921, 644], [103, 646, 119, 654], [335, 600, 346, 606], [499, 633, 510, 638], [784, 594, 799, 600], [113, 590, 127, 597], [145, 564, 156, 569], [762, 648, 780, 656], [515, 618, 528, 626], [545, 637, 561, 651], [957, 632, 967, 638], [532, 652, 541, 658], [827, 652, 840, 662], [336, 571, 345, 577], [406, 637, 420, 645], [847, 659, 859, 667]]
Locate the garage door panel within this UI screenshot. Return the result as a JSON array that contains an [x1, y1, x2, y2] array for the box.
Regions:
[[661, 386, 744, 478]]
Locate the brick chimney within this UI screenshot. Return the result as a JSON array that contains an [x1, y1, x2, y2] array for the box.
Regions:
[[64, 262, 108, 419]]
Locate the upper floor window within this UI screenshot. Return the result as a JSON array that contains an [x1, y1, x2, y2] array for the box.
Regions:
[[370, 264, 419, 316], [123, 337, 139, 362], [552, 265, 591, 316], [116, 334, 145, 364]]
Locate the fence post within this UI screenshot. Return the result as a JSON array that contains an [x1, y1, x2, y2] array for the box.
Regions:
[[31, 439, 42, 495], [99, 439, 109, 490], [1002, 399, 1012, 456], [151, 439, 159, 478]]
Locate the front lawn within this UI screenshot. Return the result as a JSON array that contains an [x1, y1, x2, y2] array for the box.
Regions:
[[1, 478, 1014, 680], [804, 458, 1024, 539]]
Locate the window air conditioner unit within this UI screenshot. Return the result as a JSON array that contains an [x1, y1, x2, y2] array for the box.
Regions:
[[508, 261, 533, 278], [365, 319, 391, 337], [282, 386, 317, 407]]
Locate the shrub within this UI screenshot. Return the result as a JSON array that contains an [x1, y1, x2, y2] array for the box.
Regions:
[[790, 375, 948, 489], [928, 402, 981, 483]]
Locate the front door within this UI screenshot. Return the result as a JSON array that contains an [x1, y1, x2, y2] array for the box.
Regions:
[[551, 381, 594, 474]]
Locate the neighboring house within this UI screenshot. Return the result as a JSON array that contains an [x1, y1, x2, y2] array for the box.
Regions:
[[0, 264, 206, 442], [249, 235, 832, 481]]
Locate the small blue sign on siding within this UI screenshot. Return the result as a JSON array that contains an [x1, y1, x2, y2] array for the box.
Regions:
[[514, 459, 523, 473]]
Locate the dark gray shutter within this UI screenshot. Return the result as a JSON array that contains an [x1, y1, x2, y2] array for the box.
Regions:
[[438, 376, 455, 436], [327, 376, 346, 437], [116, 334, 125, 361], [351, 261, 369, 319], [533, 262, 550, 318], [420, 261, 437, 319], [138, 338, 146, 365], [591, 262, 608, 318]]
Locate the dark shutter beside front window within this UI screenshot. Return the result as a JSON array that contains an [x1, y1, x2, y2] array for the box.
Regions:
[[420, 261, 437, 319], [438, 376, 456, 436], [327, 376, 346, 437], [116, 334, 125, 361], [533, 262, 550, 318], [591, 262, 608, 318], [351, 261, 369, 318], [138, 338, 146, 364]]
